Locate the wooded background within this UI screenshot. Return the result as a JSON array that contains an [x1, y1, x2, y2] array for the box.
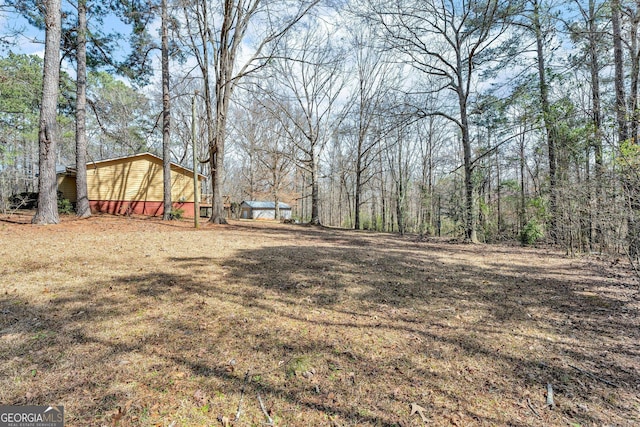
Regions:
[[1, 0, 639, 259]]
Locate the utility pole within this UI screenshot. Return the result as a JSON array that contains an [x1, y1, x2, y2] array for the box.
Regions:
[[193, 91, 199, 228]]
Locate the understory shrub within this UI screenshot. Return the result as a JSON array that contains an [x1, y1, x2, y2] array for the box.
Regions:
[[58, 198, 74, 214], [170, 208, 184, 220], [521, 219, 544, 245]]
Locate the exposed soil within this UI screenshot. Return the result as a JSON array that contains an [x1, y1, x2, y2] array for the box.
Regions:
[[0, 211, 638, 426]]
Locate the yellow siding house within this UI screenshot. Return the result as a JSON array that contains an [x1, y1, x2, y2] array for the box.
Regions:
[[57, 153, 206, 217]]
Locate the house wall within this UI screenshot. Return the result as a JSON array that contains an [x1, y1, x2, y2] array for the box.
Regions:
[[57, 154, 203, 218], [281, 209, 292, 220], [57, 175, 77, 202], [240, 207, 292, 220], [90, 200, 197, 217], [252, 209, 276, 220], [86, 156, 199, 203]]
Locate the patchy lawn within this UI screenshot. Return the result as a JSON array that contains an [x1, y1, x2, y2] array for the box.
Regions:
[[0, 212, 638, 426]]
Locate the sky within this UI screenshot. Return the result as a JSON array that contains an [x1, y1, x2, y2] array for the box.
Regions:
[[1, 10, 44, 57], [1, 3, 143, 79]]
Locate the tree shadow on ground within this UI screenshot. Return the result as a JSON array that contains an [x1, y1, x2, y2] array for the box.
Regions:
[[0, 223, 638, 426], [213, 232, 638, 426]]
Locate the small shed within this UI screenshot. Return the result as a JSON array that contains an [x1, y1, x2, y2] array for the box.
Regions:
[[240, 200, 292, 220], [57, 152, 206, 218]]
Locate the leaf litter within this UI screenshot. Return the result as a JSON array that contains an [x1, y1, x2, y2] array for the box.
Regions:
[[0, 211, 638, 426]]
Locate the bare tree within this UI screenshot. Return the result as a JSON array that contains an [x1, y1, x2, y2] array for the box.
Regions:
[[257, 121, 294, 220], [233, 105, 263, 200], [346, 27, 397, 230], [612, 0, 628, 144], [416, 104, 448, 235], [367, 0, 516, 242], [231, 98, 291, 201], [32, 0, 62, 225], [177, 0, 319, 224], [384, 115, 417, 235], [261, 25, 349, 225]]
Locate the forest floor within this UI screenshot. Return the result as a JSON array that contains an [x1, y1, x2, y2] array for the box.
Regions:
[[0, 211, 638, 427]]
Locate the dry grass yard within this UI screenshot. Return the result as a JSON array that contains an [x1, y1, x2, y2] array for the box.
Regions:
[[0, 212, 638, 426]]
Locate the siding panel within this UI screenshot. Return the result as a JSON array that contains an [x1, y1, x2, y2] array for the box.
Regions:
[[57, 153, 204, 217], [57, 175, 77, 202], [86, 155, 200, 203]]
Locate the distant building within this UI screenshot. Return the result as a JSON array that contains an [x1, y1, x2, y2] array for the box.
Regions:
[[57, 152, 206, 218], [240, 200, 292, 220]]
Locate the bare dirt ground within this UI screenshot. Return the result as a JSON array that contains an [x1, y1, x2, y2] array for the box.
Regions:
[[0, 211, 638, 426]]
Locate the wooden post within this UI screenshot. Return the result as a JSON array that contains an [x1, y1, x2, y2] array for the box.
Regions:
[[192, 91, 199, 228]]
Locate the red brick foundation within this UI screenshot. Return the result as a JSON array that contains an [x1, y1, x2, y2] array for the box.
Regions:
[[90, 200, 196, 218]]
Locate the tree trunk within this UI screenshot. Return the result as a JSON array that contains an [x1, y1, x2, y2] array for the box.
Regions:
[[496, 148, 502, 233], [629, 193, 640, 261], [612, 0, 640, 259], [427, 120, 435, 234], [310, 151, 320, 225], [427, 123, 434, 234], [588, 0, 603, 247], [379, 152, 387, 231], [354, 140, 363, 230], [209, 75, 229, 224], [161, 0, 172, 220], [75, 0, 91, 218], [459, 92, 477, 242], [192, 92, 200, 228], [396, 180, 405, 235], [437, 194, 442, 237], [532, 0, 557, 242], [300, 171, 306, 221], [629, 8, 640, 145], [626, 5, 640, 259], [184, 0, 214, 214], [520, 149, 526, 236], [613, 0, 628, 143], [32, 0, 62, 225], [207, 0, 239, 225]]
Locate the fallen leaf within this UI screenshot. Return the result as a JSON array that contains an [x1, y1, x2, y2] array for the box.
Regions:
[[348, 371, 356, 384], [193, 389, 208, 406], [111, 406, 125, 426], [410, 402, 429, 423]]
